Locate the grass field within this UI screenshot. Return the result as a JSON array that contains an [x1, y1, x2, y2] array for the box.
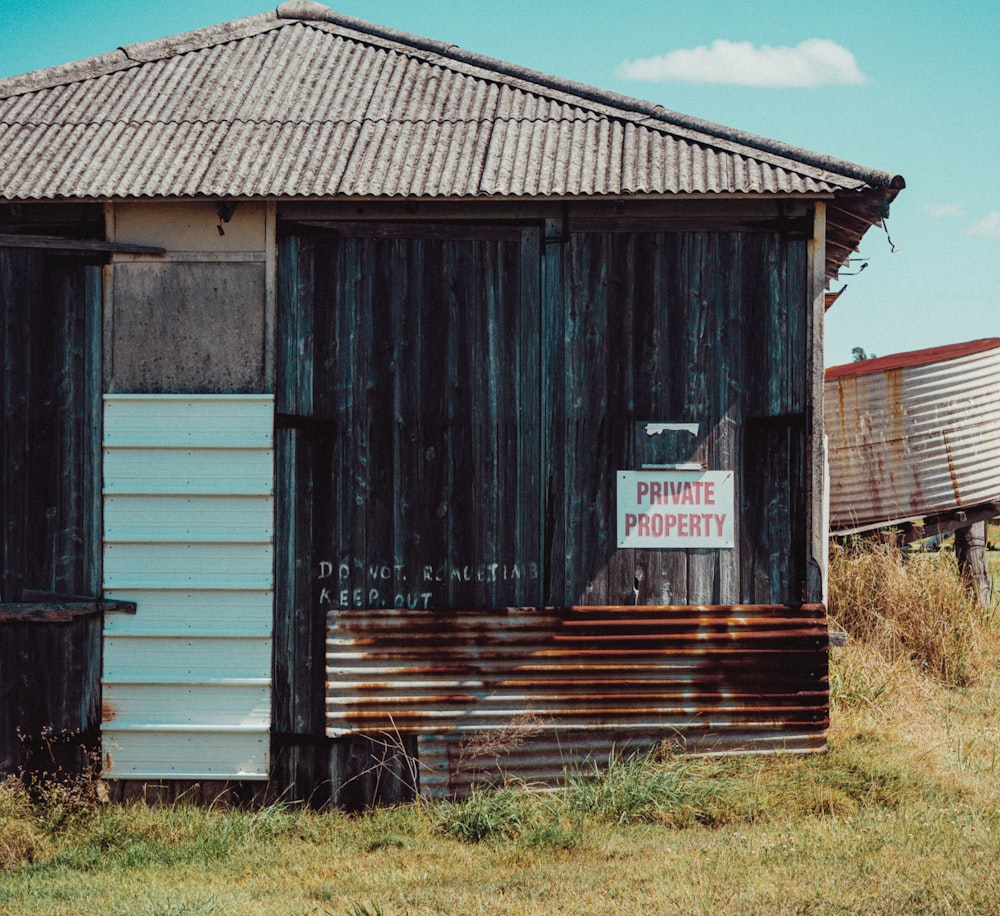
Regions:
[[2, 541, 999, 915]]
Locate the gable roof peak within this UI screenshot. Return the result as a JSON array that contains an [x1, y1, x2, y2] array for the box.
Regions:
[[277, 1, 336, 21], [0, 1, 904, 274]]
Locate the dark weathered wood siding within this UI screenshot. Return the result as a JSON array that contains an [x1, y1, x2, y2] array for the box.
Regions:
[[0, 603, 102, 778], [1, 247, 101, 601], [273, 214, 825, 800], [545, 226, 809, 607], [278, 221, 810, 610], [1, 243, 102, 779]]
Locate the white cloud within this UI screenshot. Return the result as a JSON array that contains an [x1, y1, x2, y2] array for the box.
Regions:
[[615, 38, 869, 87], [924, 203, 967, 219], [966, 212, 1000, 239]]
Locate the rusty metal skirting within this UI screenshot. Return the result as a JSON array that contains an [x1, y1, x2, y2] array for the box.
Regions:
[[326, 604, 829, 795]]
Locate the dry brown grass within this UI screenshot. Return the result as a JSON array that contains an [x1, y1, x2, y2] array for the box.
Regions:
[[0, 777, 46, 869], [828, 535, 1000, 686], [828, 534, 1000, 812]]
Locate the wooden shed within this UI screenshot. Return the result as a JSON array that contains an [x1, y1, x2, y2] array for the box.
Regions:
[[0, 2, 904, 804]]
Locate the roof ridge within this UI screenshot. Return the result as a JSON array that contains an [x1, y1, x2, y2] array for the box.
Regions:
[[1, 114, 607, 130], [0, 12, 283, 98], [280, 2, 904, 191]]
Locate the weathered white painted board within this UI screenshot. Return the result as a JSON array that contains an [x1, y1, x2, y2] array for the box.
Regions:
[[104, 495, 274, 542], [103, 637, 273, 682], [101, 730, 268, 780], [102, 394, 274, 781], [102, 448, 273, 495], [103, 394, 274, 448], [103, 590, 272, 637], [102, 684, 271, 729], [103, 542, 273, 590]]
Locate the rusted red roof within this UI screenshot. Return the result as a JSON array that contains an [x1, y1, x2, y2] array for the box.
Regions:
[[826, 338, 1000, 380]]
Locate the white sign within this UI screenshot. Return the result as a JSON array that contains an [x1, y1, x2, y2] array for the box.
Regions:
[[617, 469, 734, 549]]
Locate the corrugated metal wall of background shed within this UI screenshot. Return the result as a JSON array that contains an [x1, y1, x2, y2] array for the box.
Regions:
[[101, 395, 274, 780], [826, 343, 1000, 530]]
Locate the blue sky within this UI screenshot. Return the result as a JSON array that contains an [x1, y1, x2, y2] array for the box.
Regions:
[[1, 0, 997, 367]]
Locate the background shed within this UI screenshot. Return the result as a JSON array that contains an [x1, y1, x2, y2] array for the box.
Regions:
[[0, 2, 903, 803], [826, 339, 1000, 535]]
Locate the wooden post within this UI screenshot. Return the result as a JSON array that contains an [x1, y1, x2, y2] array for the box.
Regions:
[[954, 521, 992, 607]]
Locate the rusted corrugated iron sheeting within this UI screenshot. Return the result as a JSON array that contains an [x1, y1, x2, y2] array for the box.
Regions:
[[326, 603, 828, 792], [0, 6, 901, 280], [418, 727, 821, 798], [826, 339, 1000, 531]]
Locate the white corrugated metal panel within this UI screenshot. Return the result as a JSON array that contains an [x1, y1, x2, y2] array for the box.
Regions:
[[102, 394, 274, 781], [101, 684, 271, 726], [103, 396, 275, 447], [826, 340, 1000, 530], [104, 495, 274, 543], [101, 731, 268, 781], [102, 590, 271, 637], [104, 543, 273, 590], [103, 637, 272, 682], [102, 449, 274, 495]]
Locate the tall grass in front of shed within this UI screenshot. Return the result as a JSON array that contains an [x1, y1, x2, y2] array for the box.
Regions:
[[828, 535, 999, 687], [3, 535, 1000, 913]]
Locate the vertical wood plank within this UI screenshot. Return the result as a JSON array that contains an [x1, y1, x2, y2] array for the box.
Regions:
[[0, 248, 98, 600], [630, 231, 666, 605], [363, 235, 396, 603], [273, 233, 327, 801], [604, 233, 638, 605], [685, 233, 718, 604], [443, 238, 477, 606], [566, 231, 609, 603], [541, 222, 567, 605], [417, 239, 450, 606], [714, 233, 742, 604], [517, 227, 542, 606], [658, 233, 689, 605], [396, 236, 428, 607]]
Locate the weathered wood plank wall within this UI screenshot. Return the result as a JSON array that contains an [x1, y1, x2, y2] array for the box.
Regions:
[[1, 247, 101, 601], [543, 227, 808, 606], [1, 245, 102, 778], [0, 604, 102, 778], [309, 226, 541, 610], [273, 217, 819, 802], [278, 222, 809, 612]]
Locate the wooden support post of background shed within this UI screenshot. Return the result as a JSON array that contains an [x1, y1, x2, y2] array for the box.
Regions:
[[955, 521, 992, 607]]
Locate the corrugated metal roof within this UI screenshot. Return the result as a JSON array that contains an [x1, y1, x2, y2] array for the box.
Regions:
[[826, 338, 1000, 380], [0, 4, 903, 211]]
